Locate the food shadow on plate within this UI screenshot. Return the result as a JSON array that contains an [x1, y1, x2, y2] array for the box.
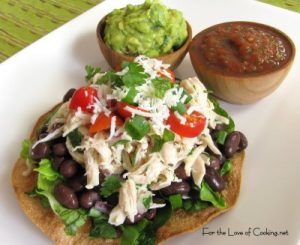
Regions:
[[70, 31, 110, 79]]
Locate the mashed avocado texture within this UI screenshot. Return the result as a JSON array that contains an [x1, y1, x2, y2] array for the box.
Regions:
[[104, 0, 188, 57]]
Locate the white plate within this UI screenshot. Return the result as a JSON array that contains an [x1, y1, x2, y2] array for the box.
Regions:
[[0, 0, 299, 244]]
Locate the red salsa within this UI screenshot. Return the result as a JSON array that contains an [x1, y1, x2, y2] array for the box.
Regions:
[[196, 22, 291, 75]]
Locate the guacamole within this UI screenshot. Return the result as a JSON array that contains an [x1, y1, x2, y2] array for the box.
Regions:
[[104, 0, 188, 57]]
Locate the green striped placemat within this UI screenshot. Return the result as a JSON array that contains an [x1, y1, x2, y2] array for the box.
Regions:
[[0, 0, 299, 63], [0, 0, 103, 62]]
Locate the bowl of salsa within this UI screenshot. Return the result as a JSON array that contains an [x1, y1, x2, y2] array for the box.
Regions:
[[189, 21, 295, 104]]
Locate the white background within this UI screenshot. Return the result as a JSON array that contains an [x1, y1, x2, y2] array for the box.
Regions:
[[0, 0, 299, 244]]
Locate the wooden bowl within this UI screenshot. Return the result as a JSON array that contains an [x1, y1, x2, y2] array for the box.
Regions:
[[189, 21, 296, 104], [96, 16, 192, 70]]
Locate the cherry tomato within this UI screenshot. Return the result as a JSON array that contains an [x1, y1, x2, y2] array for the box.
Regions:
[[116, 101, 149, 118], [159, 68, 176, 83], [167, 111, 206, 138], [89, 112, 123, 134], [69, 87, 97, 113]]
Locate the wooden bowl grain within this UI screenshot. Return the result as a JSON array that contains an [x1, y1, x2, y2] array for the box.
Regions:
[[189, 21, 296, 104], [96, 16, 192, 70]]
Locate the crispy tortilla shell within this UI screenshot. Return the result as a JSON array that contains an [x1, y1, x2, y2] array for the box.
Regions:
[[12, 105, 245, 245]]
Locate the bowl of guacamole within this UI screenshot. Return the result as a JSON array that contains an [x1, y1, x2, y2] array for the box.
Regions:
[[96, 0, 192, 69]]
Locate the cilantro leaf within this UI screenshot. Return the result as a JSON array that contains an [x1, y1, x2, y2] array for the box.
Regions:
[[125, 116, 150, 140], [151, 135, 164, 152], [220, 160, 232, 176], [200, 181, 226, 209], [97, 71, 123, 86], [209, 95, 235, 133], [121, 226, 140, 245], [152, 129, 175, 152], [88, 208, 117, 239], [20, 139, 32, 160], [85, 65, 101, 80], [67, 128, 83, 148], [122, 62, 149, 87], [151, 77, 171, 98], [143, 196, 152, 209], [100, 176, 121, 198]]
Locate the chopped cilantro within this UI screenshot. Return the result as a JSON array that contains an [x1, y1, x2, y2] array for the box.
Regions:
[[88, 208, 117, 239], [67, 128, 83, 148], [122, 62, 149, 87], [151, 77, 172, 98], [85, 65, 101, 80], [96, 71, 123, 87], [151, 129, 175, 152], [100, 176, 121, 198]]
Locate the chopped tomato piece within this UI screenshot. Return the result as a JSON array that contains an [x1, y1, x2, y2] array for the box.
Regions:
[[167, 111, 206, 138], [116, 101, 149, 118], [158, 68, 176, 83], [89, 112, 123, 134], [69, 86, 97, 113]]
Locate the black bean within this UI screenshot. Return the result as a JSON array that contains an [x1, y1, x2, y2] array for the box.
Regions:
[[94, 201, 112, 214], [79, 190, 100, 209], [145, 209, 157, 220], [238, 131, 248, 151], [209, 155, 221, 171], [52, 156, 64, 170], [63, 88, 76, 102], [30, 143, 51, 161], [125, 213, 145, 225], [52, 143, 68, 156], [224, 131, 241, 158], [67, 175, 86, 192], [160, 181, 191, 196], [60, 159, 78, 178], [204, 167, 225, 192], [175, 164, 189, 180], [54, 183, 78, 209]]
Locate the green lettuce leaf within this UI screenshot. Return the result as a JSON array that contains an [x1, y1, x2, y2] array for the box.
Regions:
[[34, 159, 88, 235], [200, 181, 226, 209], [20, 139, 32, 160]]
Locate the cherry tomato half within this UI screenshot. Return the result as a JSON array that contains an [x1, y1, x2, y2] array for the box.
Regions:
[[89, 112, 123, 134], [159, 68, 176, 83], [69, 86, 97, 113], [167, 111, 206, 138], [116, 101, 149, 118]]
